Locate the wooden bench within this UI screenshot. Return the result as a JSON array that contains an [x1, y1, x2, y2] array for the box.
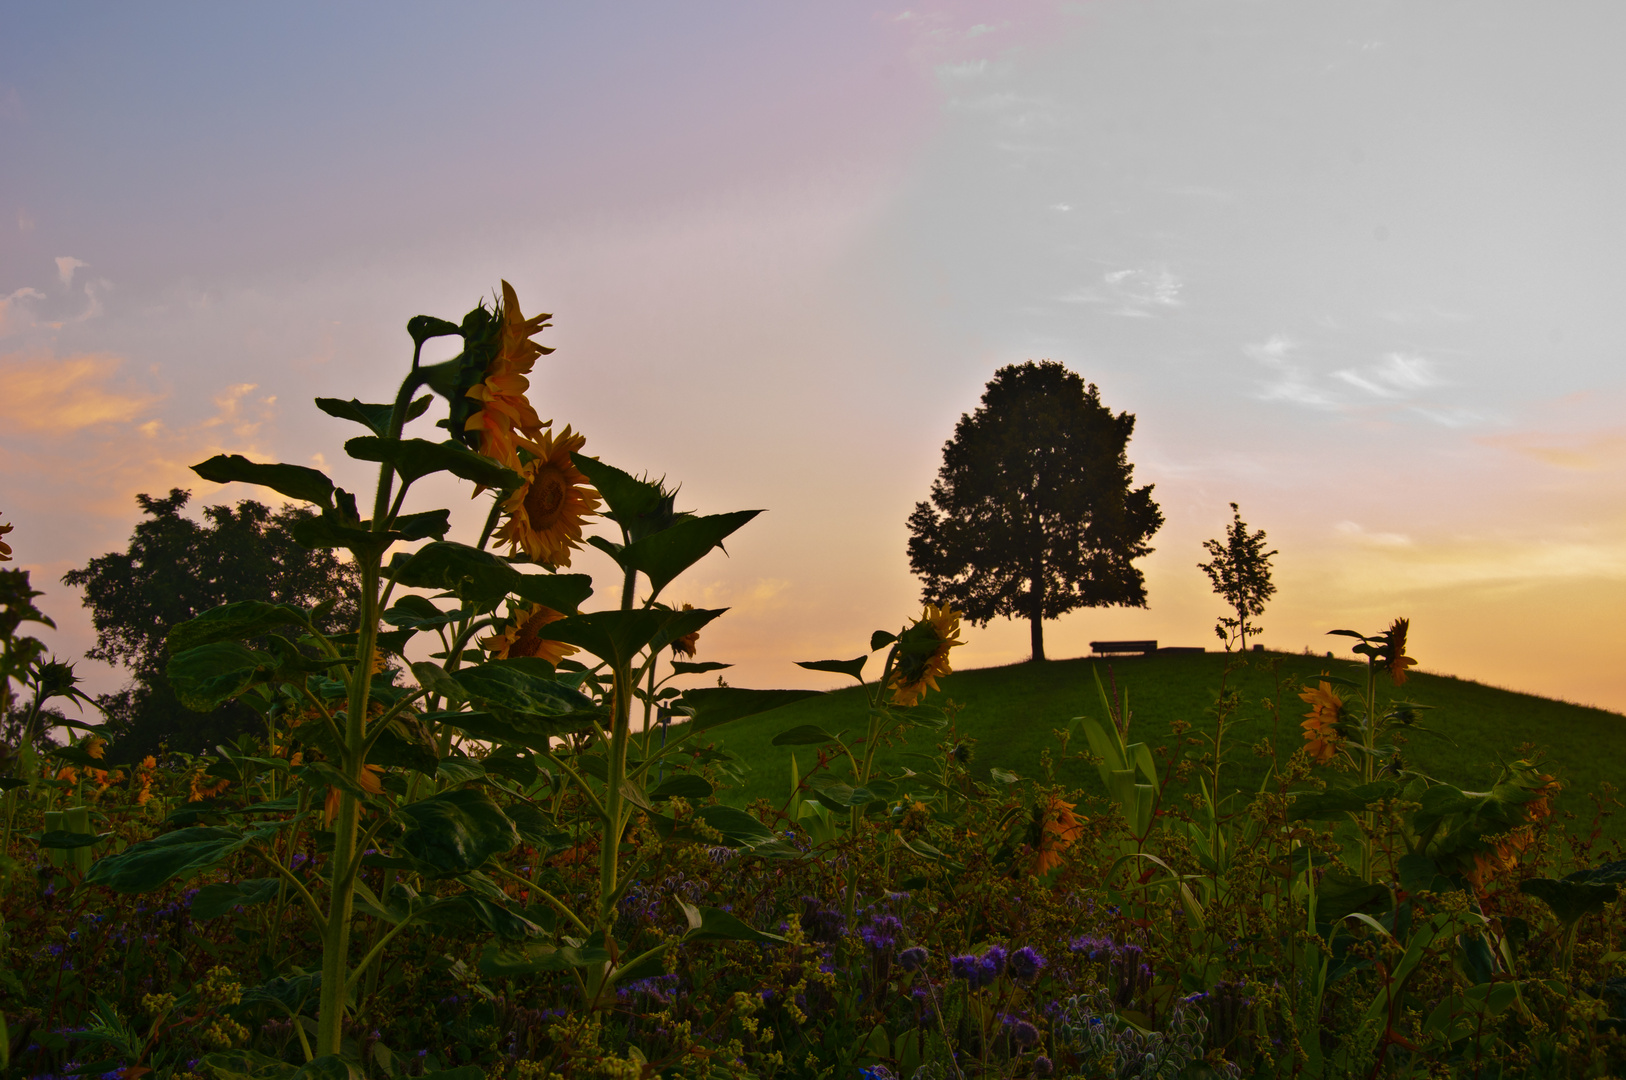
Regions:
[[1089, 640, 1158, 656]]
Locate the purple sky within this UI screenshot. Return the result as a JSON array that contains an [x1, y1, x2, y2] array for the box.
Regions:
[[5, 2, 1626, 714]]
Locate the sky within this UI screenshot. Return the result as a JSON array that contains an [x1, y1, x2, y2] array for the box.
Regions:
[[5, 2, 1626, 717]]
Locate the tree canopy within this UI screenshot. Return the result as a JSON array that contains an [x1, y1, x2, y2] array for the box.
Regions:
[[1198, 502, 1277, 652], [61, 489, 358, 761], [906, 361, 1163, 662]]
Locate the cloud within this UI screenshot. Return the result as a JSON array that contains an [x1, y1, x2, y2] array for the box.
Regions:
[[0, 351, 163, 430], [1479, 428, 1626, 471], [1335, 520, 1413, 548], [55, 257, 87, 286], [0, 287, 46, 337], [1061, 266, 1184, 318], [1248, 335, 1338, 408], [1331, 352, 1442, 398]]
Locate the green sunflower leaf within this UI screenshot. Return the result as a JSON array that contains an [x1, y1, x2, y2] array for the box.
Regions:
[[192, 455, 336, 510]]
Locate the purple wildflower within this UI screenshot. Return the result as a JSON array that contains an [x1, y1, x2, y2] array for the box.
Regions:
[[1009, 945, 1046, 982], [1033, 1055, 1054, 1077], [898, 946, 928, 972]]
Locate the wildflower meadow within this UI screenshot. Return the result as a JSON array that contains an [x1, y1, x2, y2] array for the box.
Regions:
[[1, 285, 1622, 1080]]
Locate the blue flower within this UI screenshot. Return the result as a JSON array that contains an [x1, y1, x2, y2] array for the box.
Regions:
[[898, 946, 928, 972]]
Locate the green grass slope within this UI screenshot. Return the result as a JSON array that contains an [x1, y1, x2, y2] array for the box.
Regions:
[[702, 650, 1626, 839]]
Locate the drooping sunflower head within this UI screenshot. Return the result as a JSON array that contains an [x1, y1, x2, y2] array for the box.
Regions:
[[493, 426, 601, 567], [478, 602, 577, 667], [1375, 617, 1417, 685], [1299, 679, 1344, 764], [888, 603, 963, 708], [1027, 794, 1086, 877], [429, 283, 555, 468], [671, 602, 700, 658]]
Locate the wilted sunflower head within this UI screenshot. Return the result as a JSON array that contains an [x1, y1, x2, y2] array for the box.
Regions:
[[493, 426, 601, 567], [1375, 617, 1417, 685], [887, 603, 963, 708], [670, 602, 700, 658], [426, 283, 554, 469], [478, 602, 577, 666], [1027, 794, 1086, 876]]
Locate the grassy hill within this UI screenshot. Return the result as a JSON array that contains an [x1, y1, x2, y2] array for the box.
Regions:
[[700, 650, 1626, 840]]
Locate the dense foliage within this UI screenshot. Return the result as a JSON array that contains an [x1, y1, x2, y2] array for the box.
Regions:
[[62, 491, 358, 762], [906, 362, 1163, 662]]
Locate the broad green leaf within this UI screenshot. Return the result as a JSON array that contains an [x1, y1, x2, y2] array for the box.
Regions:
[[343, 436, 521, 490], [479, 940, 611, 977], [33, 830, 103, 849], [502, 800, 555, 846], [410, 661, 465, 702], [239, 972, 321, 1016], [167, 601, 310, 655], [1520, 876, 1621, 925], [569, 454, 670, 535], [545, 607, 725, 670], [367, 714, 440, 776], [392, 541, 591, 611], [679, 900, 787, 944], [437, 758, 486, 784], [393, 509, 453, 542], [697, 804, 777, 847], [454, 658, 603, 720], [166, 642, 270, 711], [1288, 781, 1401, 822], [416, 892, 543, 939], [803, 776, 872, 809], [192, 454, 335, 509], [679, 687, 822, 733], [870, 630, 898, 652], [771, 724, 841, 747], [432, 710, 596, 754], [407, 316, 462, 346], [670, 661, 732, 676], [618, 511, 762, 597], [397, 788, 520, 876], [989, 767, 1020, 784], [315, 395, 432, 437], [795, 657, 867, 680], [85, 826, 271, 893], [289, 512, 399, 558], [192, 878, 280, 921], [619, 780, 656, 813], [648, 774, 713, 801], [385, 595, 458, 629]]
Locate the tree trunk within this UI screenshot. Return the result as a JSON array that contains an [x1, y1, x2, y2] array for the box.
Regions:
[[1029, 560, 1046, 662]]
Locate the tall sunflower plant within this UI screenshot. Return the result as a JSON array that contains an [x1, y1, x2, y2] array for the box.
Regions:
[[1287, 619, 1554, 899], [774, 603, 964, 855], [80, 283, 816, 1064]]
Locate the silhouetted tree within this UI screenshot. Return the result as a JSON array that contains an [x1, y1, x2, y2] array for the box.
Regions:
[[1198, 502, 1277, 652], [62, 490, 358, 761], [906, 361, 1163, 662]]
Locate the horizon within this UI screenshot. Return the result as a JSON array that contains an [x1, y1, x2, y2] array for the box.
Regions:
[[6, 3, 1626, 715]]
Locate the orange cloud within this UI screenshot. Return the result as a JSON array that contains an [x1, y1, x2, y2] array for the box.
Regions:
[[1478, 429, 1626, 471], [0, 350, 163, 431]]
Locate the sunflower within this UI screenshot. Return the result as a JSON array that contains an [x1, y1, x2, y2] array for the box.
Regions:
[[493, 426, 600, 567], [887, 603, 963, 708], [1298, 680, 1344, 764], [479, 602, 577, 666], [83, 736, 107, 761], [1029, 794, 1086, 876], [463, 281, 554, 469], [0, 517, 12, 561], [1375, 617, 1417, 685], [324, 764, 385, 827], [671, 602, 700, 658]]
